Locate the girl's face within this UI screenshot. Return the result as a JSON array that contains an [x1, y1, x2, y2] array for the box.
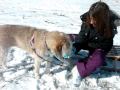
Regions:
[[90, 16, 96, 27]]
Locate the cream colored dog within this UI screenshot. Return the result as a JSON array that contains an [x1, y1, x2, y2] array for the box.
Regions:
[[0, 25, 72, 79]]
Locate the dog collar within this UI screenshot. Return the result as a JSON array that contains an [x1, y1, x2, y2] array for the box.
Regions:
[[63, 54, 70, 59]]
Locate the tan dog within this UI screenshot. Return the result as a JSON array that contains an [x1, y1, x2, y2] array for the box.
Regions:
[[0, 25, 72, 79]]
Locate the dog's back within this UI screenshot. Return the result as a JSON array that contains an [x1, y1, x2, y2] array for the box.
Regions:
[[0, 25, 34, 41], [0, 25, 38, 48], [0, 25, 37, 67]]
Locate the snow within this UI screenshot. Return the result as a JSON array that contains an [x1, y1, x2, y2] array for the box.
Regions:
[[0, 0, 120, 90]]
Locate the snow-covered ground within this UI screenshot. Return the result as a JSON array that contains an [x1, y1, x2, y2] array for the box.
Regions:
[[0, 0, 120, 90]]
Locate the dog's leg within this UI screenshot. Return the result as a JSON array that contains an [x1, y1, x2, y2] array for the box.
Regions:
[[44, 56, 57, 74], [44, 61, 51, 74], [65, 64, 75, 80], [65, 55, 82, 80], [0, 46, 8, 69], [33, 54, 41, 79]]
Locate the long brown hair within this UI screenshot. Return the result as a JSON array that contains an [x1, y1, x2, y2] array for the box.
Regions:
[[86, 1, 112, 38]]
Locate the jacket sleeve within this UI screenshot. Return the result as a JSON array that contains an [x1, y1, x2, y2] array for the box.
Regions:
[[73, 22, 89, 54], [73, 12, 90, 54], [75, 12, 90, 44], [78, 23, 89, 43]]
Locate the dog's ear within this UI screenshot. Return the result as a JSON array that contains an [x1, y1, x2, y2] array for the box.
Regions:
[[29, 33, 35, 49], [58, 45, 62, 53], [53, 43, 63, 57], [57, 39, 66, 56]]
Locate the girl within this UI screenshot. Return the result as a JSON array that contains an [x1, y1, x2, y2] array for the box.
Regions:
[[69, 1, 120, 86]]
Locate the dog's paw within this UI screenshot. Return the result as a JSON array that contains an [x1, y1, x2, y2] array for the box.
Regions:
[[34, 74, 40, 80], [44, 69, 51, 74], [65, 71, 73, 80], [49, 71, 54, 75], [0, 64, 8, 70]]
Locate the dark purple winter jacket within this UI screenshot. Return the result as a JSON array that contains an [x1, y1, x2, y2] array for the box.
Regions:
[[71, 11, 119, 78]]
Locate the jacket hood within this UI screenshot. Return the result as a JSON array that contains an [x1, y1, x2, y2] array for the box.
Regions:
[[80, 12, 89, 22]]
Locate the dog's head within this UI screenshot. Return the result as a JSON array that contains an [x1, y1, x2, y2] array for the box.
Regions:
[[46, 31, 72, 61], [61, 34, 72, 59], [30, 30, 72, 65]]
